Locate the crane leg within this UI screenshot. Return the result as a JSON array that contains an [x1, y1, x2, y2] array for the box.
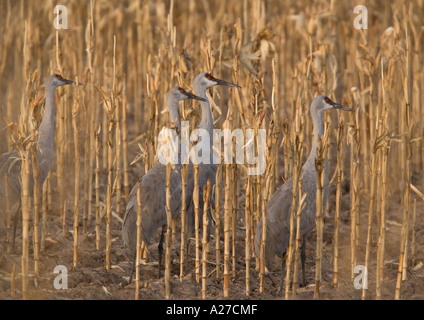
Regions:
[[128, 241, 146, 285], [185, 238, 190, 272], [301, 238, 306, 287], [157, 224, 166, 278], [128, 251, 136, 284], [12, 202, 21, 252], [278, 251, 287, 292], [206, 209, 213, 242]]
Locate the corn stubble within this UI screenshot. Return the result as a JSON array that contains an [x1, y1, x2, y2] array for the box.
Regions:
[[1, 0, 424, 301]]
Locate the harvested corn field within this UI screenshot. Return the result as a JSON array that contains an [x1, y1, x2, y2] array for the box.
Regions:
[[1, 0, 424, 301]]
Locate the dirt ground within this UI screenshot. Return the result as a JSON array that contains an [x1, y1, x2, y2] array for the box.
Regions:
[[1, 162, 424, 301]]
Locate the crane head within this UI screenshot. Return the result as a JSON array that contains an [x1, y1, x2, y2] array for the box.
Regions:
[[312, 95, 353, 116], [194, 72, 240, 90], [47, 74, 84, 89]]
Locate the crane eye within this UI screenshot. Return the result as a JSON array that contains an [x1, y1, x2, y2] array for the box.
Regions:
[[205, 73, 215, 81], [55, 74, 63, 81], [178, 87, 185, 94]]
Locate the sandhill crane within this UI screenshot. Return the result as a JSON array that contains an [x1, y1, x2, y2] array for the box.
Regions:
[[254, 95, 353, 289], [0, 74, 82, 249], [184, 73, 240, 247], [121, 86, 206, 281]]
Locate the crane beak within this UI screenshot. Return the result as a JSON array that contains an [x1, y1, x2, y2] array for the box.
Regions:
[[184, 91, 207, 102], [329, 101, 353, 112], [213, 77, 241, 88], [63, 78, 84, 86]]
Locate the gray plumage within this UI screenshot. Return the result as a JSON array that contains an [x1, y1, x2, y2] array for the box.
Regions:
[[254, 95, 353, 288], [122, 162, 184, 252], [0, 74, 81, 247], [121, 86, 205, 278], [184, 73, 240, 241], [184, 163, 216, 241]]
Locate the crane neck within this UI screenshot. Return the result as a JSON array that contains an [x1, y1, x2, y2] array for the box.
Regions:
[[38, 86, 57, 158], [305, 108, 329, 208], [199, 100, 213, 134], [306, 110, 326, 164], [193, 83, 213, 165], [166, 96, 181, 132], [193, 83, 213, 138], [310, 119, 324, 159]]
